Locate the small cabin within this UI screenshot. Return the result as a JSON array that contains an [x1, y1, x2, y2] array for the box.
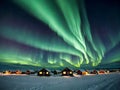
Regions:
[[76, 69, 89, 75], [76, 70, 82, 75], [90, 70, 98, 74], [94, 70, 98, 74], [4, 70, 11, 74], [15, 70, 22, 74], [37, 68, 50, 76], [82, 71, 88, 75], [98, 70, 106, 74], [61, 67, 73, 76], [26, 70, 31, 75]]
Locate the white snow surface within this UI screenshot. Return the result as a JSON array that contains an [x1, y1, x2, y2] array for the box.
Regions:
[[0, 73, 120, 90]]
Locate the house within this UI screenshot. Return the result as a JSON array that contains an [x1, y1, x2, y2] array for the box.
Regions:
[[76, 69, 89, 75], [98, 70, 106, 74], [61, 67, 73, 76], [4, 70, 11, 74], [82, 71, 88, 75], [26, 70, 31, 75], [76, 70, 82, 75], [15, 70, 22, 74], [90, 70, 98, 74], [37, 68, 50, 76]]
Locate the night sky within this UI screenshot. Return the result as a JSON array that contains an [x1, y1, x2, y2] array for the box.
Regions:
[[0, 0, 120, 68]]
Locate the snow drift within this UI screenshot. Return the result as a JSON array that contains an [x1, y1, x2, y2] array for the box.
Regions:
[[0, 73, 120, 90]]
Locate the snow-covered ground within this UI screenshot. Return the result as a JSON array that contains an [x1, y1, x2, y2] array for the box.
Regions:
[[0, 73, 120, 90]]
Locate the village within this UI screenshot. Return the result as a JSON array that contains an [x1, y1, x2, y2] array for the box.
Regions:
[[0, 67, 119, 77]]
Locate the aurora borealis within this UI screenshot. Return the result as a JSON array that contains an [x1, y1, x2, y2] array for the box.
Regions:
[[0, 0, 120, 68]]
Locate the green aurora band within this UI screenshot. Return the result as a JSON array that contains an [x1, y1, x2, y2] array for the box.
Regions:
[[0, 0, 120, 68], [14, 0, 104, 66]]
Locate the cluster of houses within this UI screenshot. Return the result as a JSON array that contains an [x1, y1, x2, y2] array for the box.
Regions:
[[1, 67, 112, 76], [2, 70, 35, 75]]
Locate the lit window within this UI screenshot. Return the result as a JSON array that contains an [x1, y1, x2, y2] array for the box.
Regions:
[[63, 71, 66, 74], [39, 72, 42, 74], [46, 72, 49, 74], [70, 71, 72, 74]]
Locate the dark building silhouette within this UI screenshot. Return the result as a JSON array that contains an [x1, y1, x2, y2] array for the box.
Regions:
[[90, 70, 98, 74], [37, 68, 50, 76], [52, 70, 58, 75], [61, 67, 73, 76], [76, 70, 82, 75]]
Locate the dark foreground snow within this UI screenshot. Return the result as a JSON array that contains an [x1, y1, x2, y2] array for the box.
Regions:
[[0, 73, 120, 90]]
